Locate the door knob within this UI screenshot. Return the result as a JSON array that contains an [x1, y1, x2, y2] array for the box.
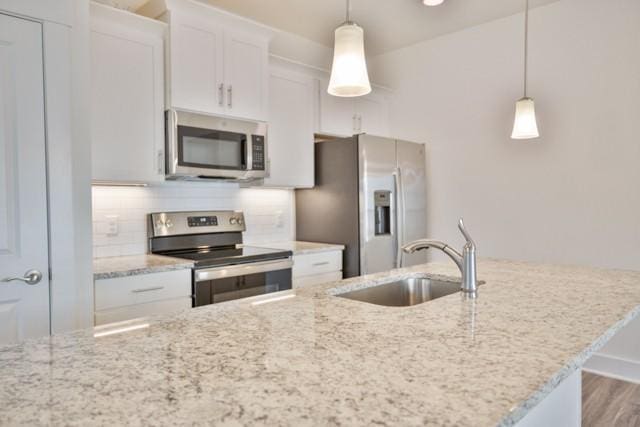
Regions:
[[1, 269, 43, 285]]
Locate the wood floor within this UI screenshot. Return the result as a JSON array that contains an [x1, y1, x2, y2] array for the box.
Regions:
[[583, 372, 640, 427]]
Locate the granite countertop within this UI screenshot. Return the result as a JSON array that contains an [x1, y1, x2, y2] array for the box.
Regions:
[[93, 254, 194, 280], [3, 259, 640, 426], [256, 240, 345, 255]]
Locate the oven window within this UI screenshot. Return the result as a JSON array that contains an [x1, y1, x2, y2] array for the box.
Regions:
[[195, 268, 292, 306], [177, 125, 246, 170]]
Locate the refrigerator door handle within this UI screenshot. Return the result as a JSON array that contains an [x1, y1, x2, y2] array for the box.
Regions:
[[393, 168, 404, 268]]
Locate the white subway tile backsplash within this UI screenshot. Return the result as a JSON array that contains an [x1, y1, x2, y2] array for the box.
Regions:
[[92, 183, 295, 258]]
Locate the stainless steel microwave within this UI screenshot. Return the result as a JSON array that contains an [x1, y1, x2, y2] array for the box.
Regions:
[[165, 109, 268, 181]]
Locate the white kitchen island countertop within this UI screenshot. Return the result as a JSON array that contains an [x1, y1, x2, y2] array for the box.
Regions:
[[2, 258, 640, 426]]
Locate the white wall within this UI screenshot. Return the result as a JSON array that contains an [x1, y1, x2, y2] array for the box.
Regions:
[[370, 0, 640, 270], [92, 184, 295, 258]]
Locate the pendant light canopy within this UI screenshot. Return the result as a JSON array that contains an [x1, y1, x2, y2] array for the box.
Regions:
[[511, 0, 539, 140], [328, 0, 371, 97]]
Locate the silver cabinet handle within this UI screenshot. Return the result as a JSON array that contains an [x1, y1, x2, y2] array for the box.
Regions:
[[352, 114, 357, 133], [358, 115, 363, 132], [1, 269, 42, 285], [156, 149, 164, 175], [312, 261, 330, 267], [227, 85, 233, 108], [218, 83, 224, 107], [131, 286, 164, 294]]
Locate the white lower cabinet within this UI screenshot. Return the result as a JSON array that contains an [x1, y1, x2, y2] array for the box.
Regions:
[[292, 250, 343, 289], [94, 269, 191, 326]]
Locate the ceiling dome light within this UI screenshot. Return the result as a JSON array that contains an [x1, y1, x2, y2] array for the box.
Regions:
[[423, 0, 444, 5], [328, 0, 371, 97]]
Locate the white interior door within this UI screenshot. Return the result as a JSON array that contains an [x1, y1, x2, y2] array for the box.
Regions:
[[0, 13, 50, 345]]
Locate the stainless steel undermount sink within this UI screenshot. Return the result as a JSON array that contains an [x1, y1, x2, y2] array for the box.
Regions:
[[336, 277, 462, 307]]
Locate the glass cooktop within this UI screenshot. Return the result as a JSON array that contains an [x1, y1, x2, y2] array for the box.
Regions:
[[164, 245, 292, 269]]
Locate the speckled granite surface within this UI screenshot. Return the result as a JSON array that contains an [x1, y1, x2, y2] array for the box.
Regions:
[[93, 254, 193, 280], [3, 259, 640, 426], [256, 240, 345, 255]]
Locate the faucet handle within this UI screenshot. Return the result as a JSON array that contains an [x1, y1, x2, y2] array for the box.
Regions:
[[458, 218, 476, 248]]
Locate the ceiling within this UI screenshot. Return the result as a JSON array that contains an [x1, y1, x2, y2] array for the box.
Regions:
[[200, 0, 561, 55]]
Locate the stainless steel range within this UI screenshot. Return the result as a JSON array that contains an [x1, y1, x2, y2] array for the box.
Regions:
[[148, 211, 292, 307]]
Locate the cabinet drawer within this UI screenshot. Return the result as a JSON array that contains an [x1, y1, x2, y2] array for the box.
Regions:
[[95, 297, 192, 326], [292, 251, 342, 278], [95, 269, 191, 311], [294, 271, 343, 289]]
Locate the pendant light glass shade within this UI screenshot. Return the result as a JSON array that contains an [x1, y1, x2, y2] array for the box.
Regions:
[[511, 97, 539, 139], [328, 23, 371, 97]]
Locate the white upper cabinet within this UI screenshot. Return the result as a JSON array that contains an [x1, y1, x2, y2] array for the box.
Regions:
[[318, 78, 356, 137], [355, 91, 390, 137], [265, 63, 315, 188], [169, 13, 225, 115], [141, 0, 272, 122], [318, 78, 391, 138], [223, 31, 269, 121], [90, 3, 166, 183]]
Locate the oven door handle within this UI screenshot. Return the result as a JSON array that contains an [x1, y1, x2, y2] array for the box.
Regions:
[[195, 258, 293, 282]]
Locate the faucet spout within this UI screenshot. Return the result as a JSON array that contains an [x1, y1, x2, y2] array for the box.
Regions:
[[402, 218, 478, 297], [401, 240, 463, 272]]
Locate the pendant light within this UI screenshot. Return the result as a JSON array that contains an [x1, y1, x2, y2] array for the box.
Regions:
[[511, 0, 539, 140], [328, 0, 371, 97]]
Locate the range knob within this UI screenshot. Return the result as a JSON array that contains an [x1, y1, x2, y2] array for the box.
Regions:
[[155, 218, 174, 228], [237, 217, 244, 225], [229, 217, 238, 225]]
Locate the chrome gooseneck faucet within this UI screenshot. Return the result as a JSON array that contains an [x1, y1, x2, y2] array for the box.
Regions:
[[402, 219, 478, 297]]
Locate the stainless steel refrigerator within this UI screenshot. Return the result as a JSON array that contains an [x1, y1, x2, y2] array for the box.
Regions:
[[296, 134, 427, 278]]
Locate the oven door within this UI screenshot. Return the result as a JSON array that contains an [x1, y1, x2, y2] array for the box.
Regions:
[[193, 259, 293, 306]]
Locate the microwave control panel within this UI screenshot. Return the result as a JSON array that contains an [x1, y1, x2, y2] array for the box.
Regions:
[[251, 135, 265, 171]]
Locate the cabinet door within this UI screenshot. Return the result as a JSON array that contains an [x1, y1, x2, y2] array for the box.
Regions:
[[170, 13, 224, 115], [318, 78, 355, 137], [265, 66, 314, 188], [223, 30, 268, 121], [355, 92, 390, 137], [90, 6, 166, 183]]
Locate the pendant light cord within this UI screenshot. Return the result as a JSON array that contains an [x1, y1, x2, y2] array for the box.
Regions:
[[524, 0, 529, 97], [346, 0, 351, 23]]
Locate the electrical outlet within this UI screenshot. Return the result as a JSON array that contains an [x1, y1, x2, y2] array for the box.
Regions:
[[105, 215, 119, 236], [275, 211, 284, 229]]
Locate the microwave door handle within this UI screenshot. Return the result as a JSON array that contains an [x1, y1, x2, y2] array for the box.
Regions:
[[246, 135, 253, 171]]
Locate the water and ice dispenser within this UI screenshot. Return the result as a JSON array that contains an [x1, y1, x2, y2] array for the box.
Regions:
[[374, 190, 391, 235]]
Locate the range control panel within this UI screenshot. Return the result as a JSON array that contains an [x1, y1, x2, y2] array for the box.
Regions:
[[251, 135, 265, 171], [149, 211, 246, 237], [187, 216, 218, 227]]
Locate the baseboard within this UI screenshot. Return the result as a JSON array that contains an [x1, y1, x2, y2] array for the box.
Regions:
[[583, 353, 640, 385]]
